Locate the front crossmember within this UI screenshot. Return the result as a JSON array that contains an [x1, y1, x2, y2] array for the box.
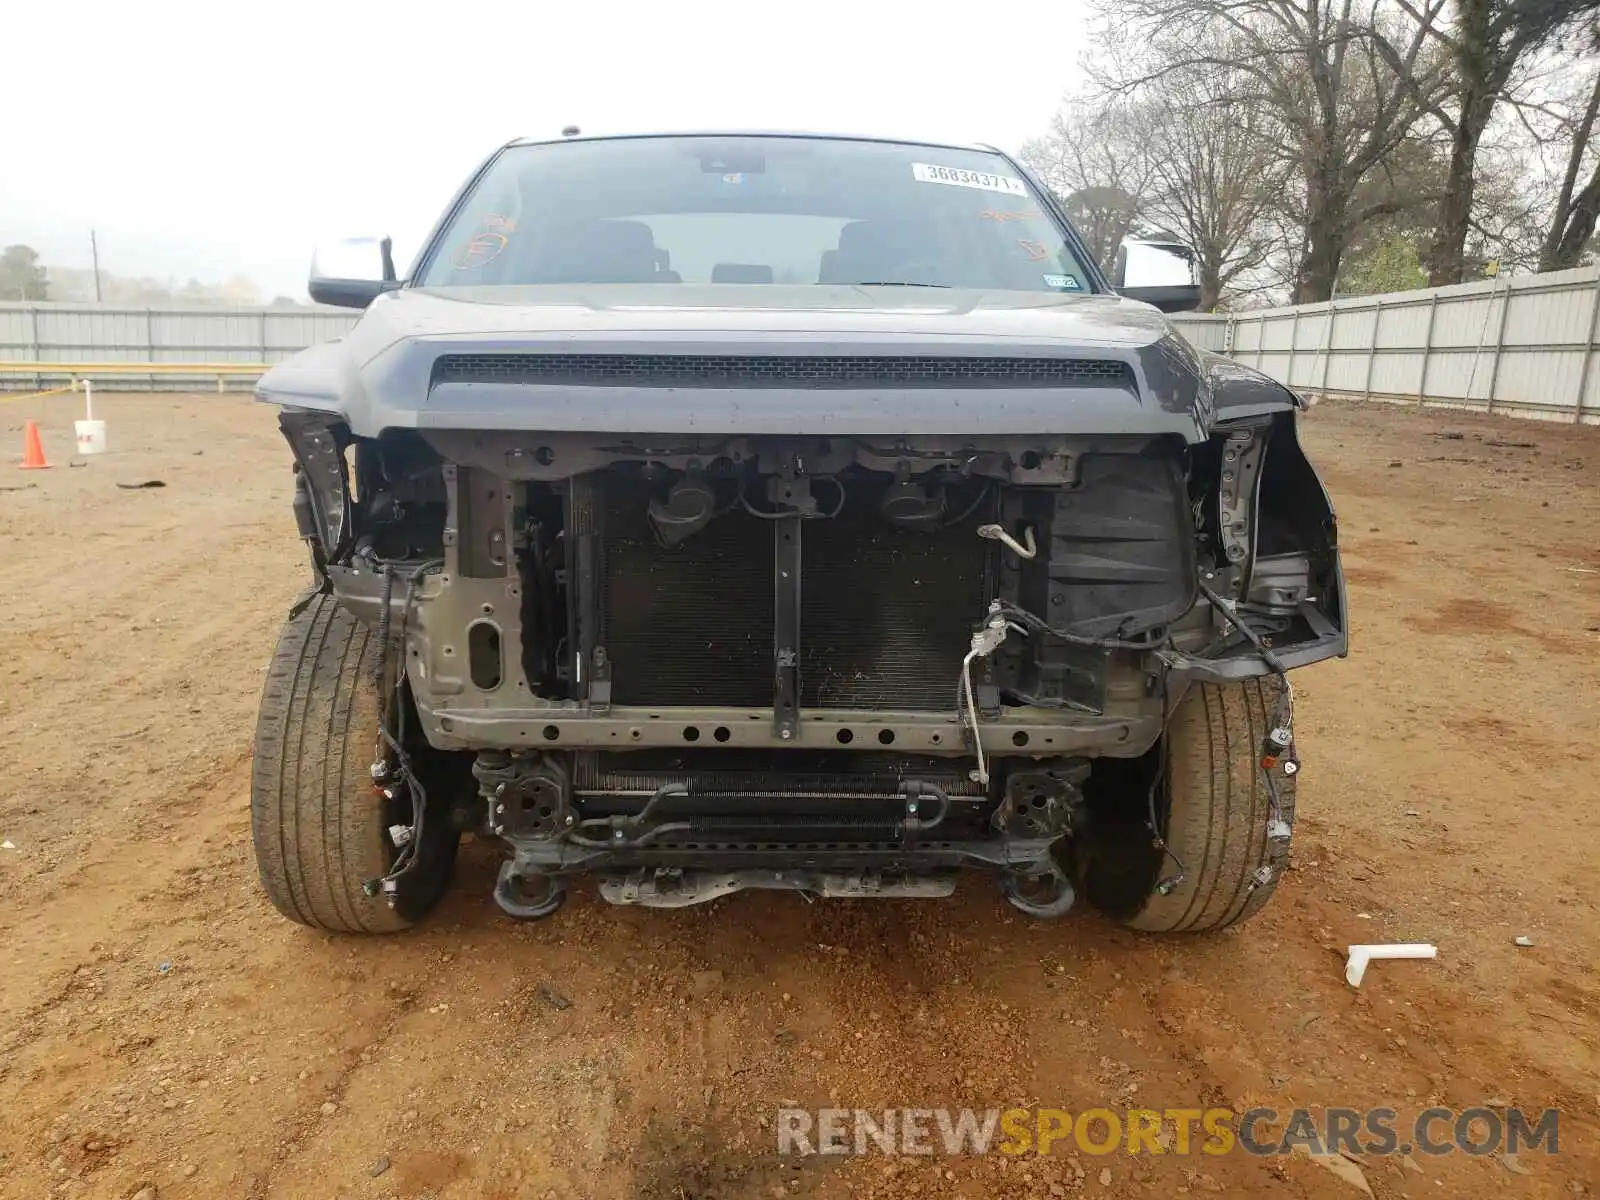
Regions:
[[476, 756, 1088, 919]]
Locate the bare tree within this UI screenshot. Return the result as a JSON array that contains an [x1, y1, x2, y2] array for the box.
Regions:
[[1540, 62, 1600, 268], [1021, 102, 1160, 270], [1137, 66, 1291, 307], [1024, 62, 1288, 308], [1091, 0, 1454, 302], [1467, 138, 1561, 268]]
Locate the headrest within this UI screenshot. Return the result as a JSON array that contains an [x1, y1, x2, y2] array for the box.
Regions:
[[827, 220, 941, 280], [837, 219, 932, 257], [711, 263, 774, 284], [533, 220, 663, 283]]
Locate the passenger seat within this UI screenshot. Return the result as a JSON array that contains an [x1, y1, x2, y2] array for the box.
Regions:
[[819, 220, 942, 284]]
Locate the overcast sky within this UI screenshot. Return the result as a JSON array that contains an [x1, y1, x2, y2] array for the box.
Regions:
[[1, 0, 1089, 299]]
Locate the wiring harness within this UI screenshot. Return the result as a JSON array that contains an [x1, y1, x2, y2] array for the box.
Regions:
[[363, 558, 445, 902], [974, 578, 1298, 898]]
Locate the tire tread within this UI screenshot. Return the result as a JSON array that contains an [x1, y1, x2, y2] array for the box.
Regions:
[[250, 594, 413, 934], [1121, 676, 1294, 933]]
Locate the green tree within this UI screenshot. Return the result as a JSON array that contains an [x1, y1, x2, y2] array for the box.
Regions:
[[1337, 230, 1430, 294], [0, 245, 49, 301]]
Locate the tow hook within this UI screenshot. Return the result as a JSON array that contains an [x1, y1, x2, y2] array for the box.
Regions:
[[494, 863, 567, 920], [1000, 862, 1077, 919]]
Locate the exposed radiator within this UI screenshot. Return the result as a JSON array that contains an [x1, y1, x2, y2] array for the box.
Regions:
[[601, 491, 773, 707], [799, 486, 991, 709], [598, 475, 991, 711]]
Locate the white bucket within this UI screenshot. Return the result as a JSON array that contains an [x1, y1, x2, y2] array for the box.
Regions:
[[75, 419, 107, 455]]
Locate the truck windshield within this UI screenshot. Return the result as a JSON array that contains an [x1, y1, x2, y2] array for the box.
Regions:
[[415, 135, 1093, 294]]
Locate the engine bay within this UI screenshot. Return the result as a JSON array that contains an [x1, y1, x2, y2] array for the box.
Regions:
[[294, 419, 1343, 756], [277, 410, 1344, 917]]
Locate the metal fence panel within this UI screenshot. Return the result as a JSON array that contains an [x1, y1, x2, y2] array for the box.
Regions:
[[1171, 314, 1229, 351], [1375, 299, 1431, 347], [0, 302, 365, 390], [1335, 305, 1377, 349], [37, 309, 151, 361], [1171, 265, 1600, 424], [1292, 313, 1324, 352], [1370, 350, 1425, 398], [1260, 314, 1295, 351], [1430, 292, 1494, 349], [1497, 349, 1583, 415], [148, 312, 259, 361], [264, 310, 360, 355]]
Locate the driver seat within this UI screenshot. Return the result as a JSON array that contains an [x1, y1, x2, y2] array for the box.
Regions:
[[529, 220, 679, 283], [819, 220, 942, 284]]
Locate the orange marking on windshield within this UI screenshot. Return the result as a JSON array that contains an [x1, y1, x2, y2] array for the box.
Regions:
[[453, 214, 516, 270], [1016, 239, 1051, 262], [979, 208, 1043, 223], [454, 233, 508, 269]]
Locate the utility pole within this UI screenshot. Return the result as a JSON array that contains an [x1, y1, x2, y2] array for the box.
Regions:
[[90, 229, 102, 302]]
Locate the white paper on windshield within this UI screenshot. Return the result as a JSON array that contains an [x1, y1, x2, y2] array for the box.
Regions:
[[911, 163, 1028, 196]]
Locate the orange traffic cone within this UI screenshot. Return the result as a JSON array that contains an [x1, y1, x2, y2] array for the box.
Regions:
[[19, 420, 51, 469]]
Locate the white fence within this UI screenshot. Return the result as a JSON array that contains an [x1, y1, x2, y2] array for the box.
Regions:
[[0, 304, 359, 391], [3, 267, 1598, 422], [1177, 265, 1600, 424], [0, 303, 358, 363]]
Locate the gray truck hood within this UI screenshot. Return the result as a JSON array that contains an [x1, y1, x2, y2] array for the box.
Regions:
[[258, 285, 1267, 441]]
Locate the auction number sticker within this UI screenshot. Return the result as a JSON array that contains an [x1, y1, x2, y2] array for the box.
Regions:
[[912, 162, 1028, 196]]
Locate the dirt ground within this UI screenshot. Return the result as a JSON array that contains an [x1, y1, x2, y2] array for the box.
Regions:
[[1, 391, 1597, 1200]]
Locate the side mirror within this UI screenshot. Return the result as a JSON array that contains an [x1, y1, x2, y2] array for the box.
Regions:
[[1114, 238, 1204, 313], [1120, 285, 1203, 313], [309, 236, 401, 309]]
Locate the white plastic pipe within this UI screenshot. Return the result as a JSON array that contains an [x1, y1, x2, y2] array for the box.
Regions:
[[1345, 943, 1437, 988], [76, 378, 107, 455], [976, 523, 1037, 560]]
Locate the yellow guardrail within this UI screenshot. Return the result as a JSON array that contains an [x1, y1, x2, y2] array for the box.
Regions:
[[0, 384, 78, 404], [0, 361, 270, 394]]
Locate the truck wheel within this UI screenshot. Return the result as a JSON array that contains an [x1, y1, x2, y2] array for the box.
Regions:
[[251, 592, 459, 932], [1082, 676, 1294, 933]]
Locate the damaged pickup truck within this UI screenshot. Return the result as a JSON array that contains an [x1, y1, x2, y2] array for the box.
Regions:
[[251, 131, 1346, 934]]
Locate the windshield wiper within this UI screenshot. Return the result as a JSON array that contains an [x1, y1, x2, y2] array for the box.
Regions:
[[850, 281, 953, 288]]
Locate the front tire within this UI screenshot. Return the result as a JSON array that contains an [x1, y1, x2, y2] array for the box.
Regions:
[[250, 593, 458, 932], [1083, 677, 1294, 932]]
